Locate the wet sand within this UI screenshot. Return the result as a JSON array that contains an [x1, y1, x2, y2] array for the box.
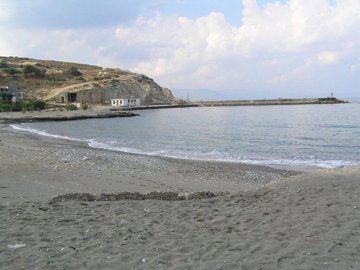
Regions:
[[1, 125, 360, 269]]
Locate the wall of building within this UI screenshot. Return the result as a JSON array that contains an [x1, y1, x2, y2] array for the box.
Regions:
[[76, 88, 105, 104], [111, 99, 123, 106], [111, 99, 140, 107], [56, 88, 106, 104]]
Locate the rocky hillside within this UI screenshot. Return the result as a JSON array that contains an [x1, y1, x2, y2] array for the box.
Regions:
[[0, 56, 177, 105]]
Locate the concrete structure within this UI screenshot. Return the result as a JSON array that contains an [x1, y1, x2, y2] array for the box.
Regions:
[[57, 89, 105, 104], [111, 98, 140, 107], [0, 86, 23, 101]]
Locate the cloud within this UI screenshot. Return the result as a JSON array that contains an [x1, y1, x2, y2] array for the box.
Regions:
[[112, 0, 360, 92], [0, 3, 11, 21], [317, 51, 341, 65], [350, 58, 360, 72], [271, 58, 314, 84], [1, 0, 360, 97]]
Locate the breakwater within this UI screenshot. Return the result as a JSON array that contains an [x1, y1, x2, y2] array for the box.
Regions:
[[194, 97, 348, 107], [123, 97, 348, 110]]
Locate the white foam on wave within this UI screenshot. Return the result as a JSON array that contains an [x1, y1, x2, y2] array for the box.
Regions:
[[71, 139, 360, 169], [237, 158, 358, 169], [162, 154, 358, 169], [145, 148, 359, 169], [88, 140, 172, 157], [10, 124, 86, 142], [90, 142, 359, 169], [88, 140, 148, 155]]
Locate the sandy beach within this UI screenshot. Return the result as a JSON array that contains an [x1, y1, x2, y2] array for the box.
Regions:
[[1, 124, 360, 269]]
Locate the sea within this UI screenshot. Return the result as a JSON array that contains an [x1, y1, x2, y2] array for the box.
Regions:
[[10, 102, 360, 171]]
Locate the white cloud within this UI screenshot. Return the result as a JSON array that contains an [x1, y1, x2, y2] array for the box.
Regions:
[[0, 28, 115, 66], [112, 0, 360, 92], [271, 58, 314, 84], [317, 51, 341, 65], [0, 3, 11, 21]]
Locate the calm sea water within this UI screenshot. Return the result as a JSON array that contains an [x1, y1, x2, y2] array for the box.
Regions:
[[11, 103, 360, 170]]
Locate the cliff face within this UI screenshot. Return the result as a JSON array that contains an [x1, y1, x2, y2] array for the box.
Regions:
[[101, 74, 176, 104], [0, 56, 177, 105]]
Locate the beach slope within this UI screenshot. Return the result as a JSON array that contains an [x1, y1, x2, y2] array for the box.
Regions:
[[1, 127, 360, 269]]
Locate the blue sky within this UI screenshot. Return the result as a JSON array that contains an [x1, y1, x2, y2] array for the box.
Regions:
[[0, 0, 359, 99], [160, 0, 287, 25]]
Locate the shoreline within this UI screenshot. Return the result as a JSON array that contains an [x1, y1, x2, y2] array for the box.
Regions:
[[4, 123, 331, 173], [0, 125, 301, 203]]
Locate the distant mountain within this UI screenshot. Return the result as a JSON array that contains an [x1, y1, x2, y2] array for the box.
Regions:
[[0, 56, 177, 105]]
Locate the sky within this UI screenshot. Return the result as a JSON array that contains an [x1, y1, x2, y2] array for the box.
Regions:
[[0, 0, 359, 99]]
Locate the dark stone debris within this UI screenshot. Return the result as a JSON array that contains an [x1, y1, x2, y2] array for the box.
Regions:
[[48, 191, 223, 204]]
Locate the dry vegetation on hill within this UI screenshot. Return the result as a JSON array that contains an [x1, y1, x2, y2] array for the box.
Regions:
[[0, 56, 176, 104]]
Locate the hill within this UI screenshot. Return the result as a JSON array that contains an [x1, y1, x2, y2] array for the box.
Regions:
[[0, 56, 176, 105]]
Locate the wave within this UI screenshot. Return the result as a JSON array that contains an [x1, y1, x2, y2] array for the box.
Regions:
[[88, 140, 154, 155], [237, 158, 358, 169], [10, 124, 88, 142], [88, 140, 358, 169], [10, 124, 359, 169]]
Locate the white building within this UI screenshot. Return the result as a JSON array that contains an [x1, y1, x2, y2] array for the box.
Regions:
[[111, 98, 140, 107]]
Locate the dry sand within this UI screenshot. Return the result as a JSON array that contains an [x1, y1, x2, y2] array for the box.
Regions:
[[1, 124, 360, 269]]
